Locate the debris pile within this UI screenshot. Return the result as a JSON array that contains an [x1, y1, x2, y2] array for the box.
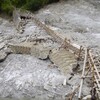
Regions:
[[0, 0, 100, 100]]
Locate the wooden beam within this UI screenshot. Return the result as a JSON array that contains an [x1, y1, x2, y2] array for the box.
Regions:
[[88, 51, 100, 80], [78, 48, 88, 99], [94, 75, 100, 88]]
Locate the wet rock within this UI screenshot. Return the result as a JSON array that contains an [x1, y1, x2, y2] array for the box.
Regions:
[[82, 95, 91, 100], [68, 75, 81, 86], [0, 42, 6, 50], [82, 86, 91, 97], [3, 47, 13, 54], [0, 37, 3, 43], [0, 54, 68, 99], [0, 51, 7, 62], [72, 63, 80, 72]]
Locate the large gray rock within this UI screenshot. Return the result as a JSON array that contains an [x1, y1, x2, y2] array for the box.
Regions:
[[0, 54, 69, 99]]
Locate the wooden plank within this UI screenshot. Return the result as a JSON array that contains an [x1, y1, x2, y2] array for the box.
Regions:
[[78, 48, 88, 99]]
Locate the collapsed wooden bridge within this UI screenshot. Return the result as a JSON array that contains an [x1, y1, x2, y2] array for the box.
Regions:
[[13, 10, 100, 100]]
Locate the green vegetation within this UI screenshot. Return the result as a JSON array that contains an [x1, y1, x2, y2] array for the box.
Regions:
[[0, 0, 59, 15]]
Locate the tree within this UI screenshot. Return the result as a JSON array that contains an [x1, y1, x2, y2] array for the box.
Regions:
[[0, 0, 59, 15]]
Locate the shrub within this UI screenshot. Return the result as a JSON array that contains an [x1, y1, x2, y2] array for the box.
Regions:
[[0, 0, 59, 15]]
